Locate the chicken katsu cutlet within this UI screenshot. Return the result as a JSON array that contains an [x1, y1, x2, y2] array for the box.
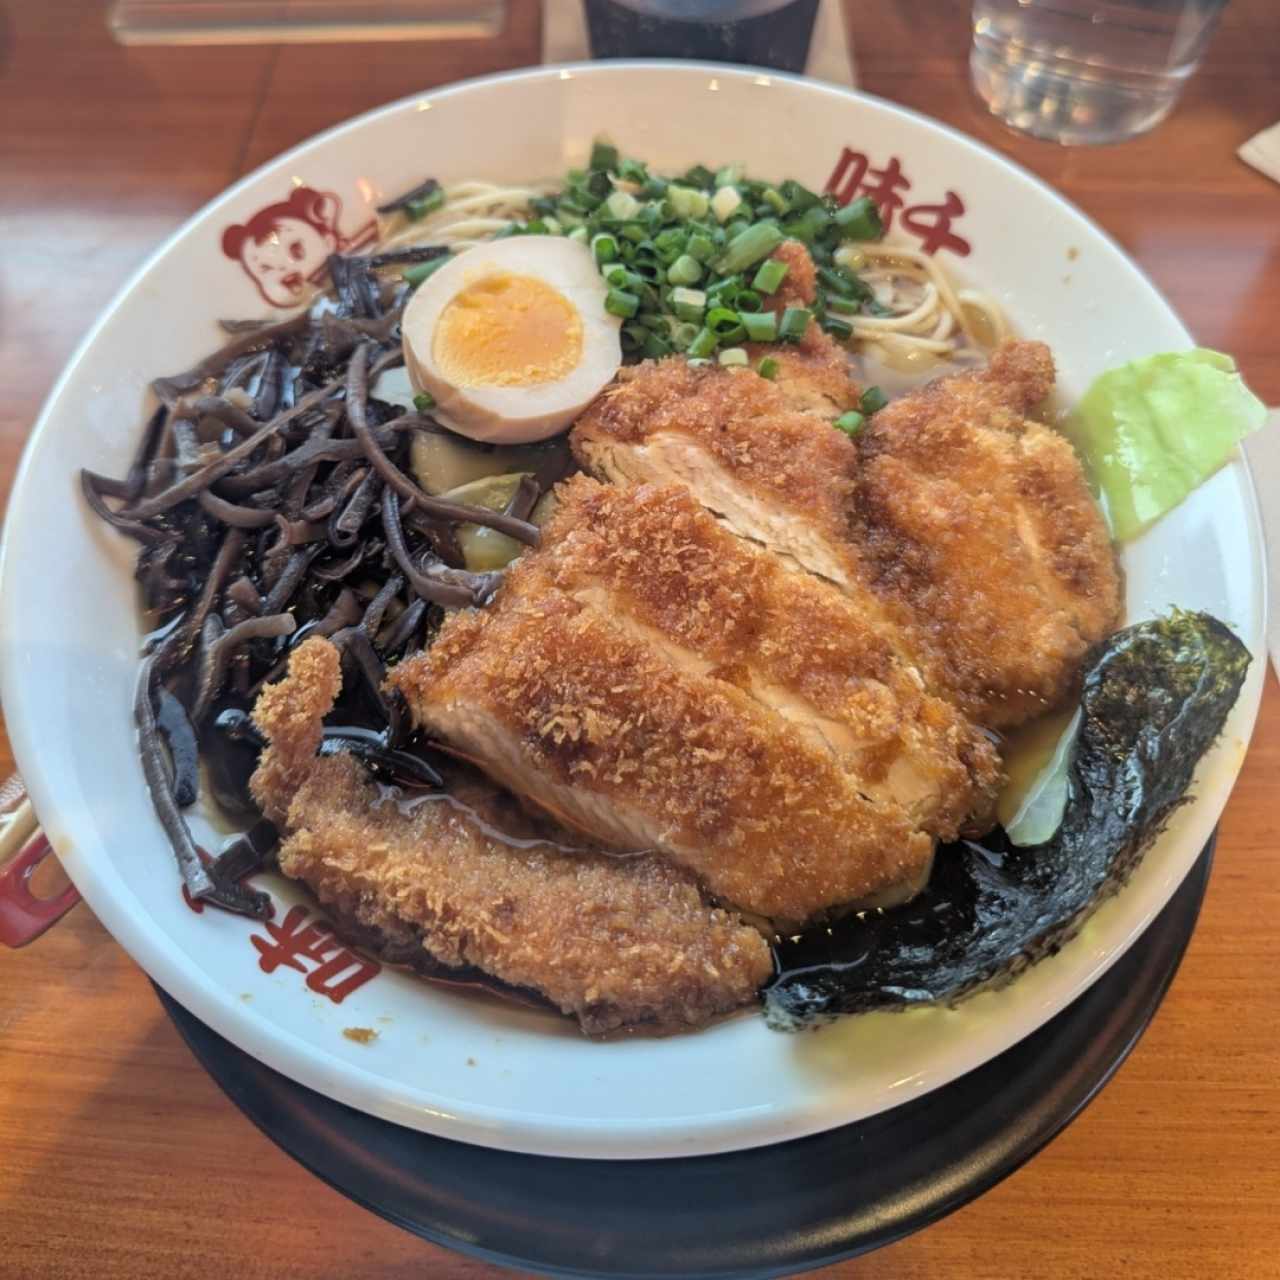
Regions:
[[856, 341, 1122, 726], [390, 477, 1000, 927], [251, 638, 772, 1036], [573, 354, 865, 591], [574, 339, 1120, 729]]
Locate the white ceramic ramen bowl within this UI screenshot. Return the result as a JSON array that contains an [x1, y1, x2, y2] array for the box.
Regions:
[[0, 62, 1265, 1159]]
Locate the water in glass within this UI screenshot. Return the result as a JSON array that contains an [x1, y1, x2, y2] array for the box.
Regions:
[[971, 0, 1228, 145]]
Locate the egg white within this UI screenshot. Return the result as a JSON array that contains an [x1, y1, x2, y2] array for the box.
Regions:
[[402, 236, 622, 444]]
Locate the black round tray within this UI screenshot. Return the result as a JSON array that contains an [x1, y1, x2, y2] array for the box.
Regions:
[[157, 840, 1213, 1280]]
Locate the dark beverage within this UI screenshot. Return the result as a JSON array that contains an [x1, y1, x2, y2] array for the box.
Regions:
[[584, 0, 820, 73]]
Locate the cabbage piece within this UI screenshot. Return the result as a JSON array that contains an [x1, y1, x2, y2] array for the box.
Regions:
[[1065, 349, 1266, 542], [1003, 709, 1081, 848]]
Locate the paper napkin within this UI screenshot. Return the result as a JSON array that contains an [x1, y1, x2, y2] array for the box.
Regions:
[[1241, 411, 1279, 677], [1239, 121, 1280, 184]]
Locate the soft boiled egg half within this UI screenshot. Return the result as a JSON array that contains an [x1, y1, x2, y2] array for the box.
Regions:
[[402, 236, 622, 444]]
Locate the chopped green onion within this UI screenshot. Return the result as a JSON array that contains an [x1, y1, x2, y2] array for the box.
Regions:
[[707, 306, 746, 342], [782, 205, 831, 244], [643, 331, 672, 359], [716, 220, 784, 274], [686, 230, 717, 263], [733, 288, 762, 313], [817, 265, 857, 297], [825, 294, 861, 315], [670, 286, 707, 322], [590, 140, 619, 172], [739, 311, 778, 342], [834, 196, 883, 241], [592, 232, 619, 264], [711, 185, 743, 224], [405, 187, 446, 220], [652, 226, 687, 261], [833, 410, 865, 436], [567, 225, 589, 244], [822, 314, 853, 339], [566, 187, 603, 213], [413, 392, 435, 413], [687, 327, 719, 359], [667, 254, 703, 285], [604, 264, 644, 290], [859, 385, 889, 414], [628, 257, 661, 283], [668, 185, 710, 220], [606, 189, 641, 221], [761, 186, 790, 216], [751, 257, 790, 294], [758, 356, 780, 380], [706, 273, 742, 301], [669, 320, 700, 350], [714, 164, 743, 188], [779, 179, 821, 212], [687, 357, 713, 367], [778, 307, 811, 341], [402, 254, 452, 286], [605, 288, 640, 319], [683, 163, 715, 188], [718, 347, 749, 368], [618, 156, 648, 184]]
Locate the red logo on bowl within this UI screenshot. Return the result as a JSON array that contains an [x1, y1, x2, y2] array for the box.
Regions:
[[825, 148, 971, 257], [250, 904, 381, 1005], [221, 186, 377, 307]]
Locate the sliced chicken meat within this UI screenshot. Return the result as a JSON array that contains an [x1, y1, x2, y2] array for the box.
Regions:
[[573, 340, 1121, 730], [390, 478, 999, 928], [855, 340, 1122, 726], [251, 638, 773, 1036]]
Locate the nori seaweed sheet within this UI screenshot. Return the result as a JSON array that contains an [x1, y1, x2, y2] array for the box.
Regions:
[[764, 611, 1251, 1031]]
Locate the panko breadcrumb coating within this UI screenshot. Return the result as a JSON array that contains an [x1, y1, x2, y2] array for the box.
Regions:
[[251, 638, 772, 1036]]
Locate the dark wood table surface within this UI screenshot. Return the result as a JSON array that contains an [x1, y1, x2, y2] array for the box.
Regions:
[[2, 2, 1278, 1276]]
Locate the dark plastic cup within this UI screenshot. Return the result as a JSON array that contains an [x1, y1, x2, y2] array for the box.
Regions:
[[584, 0, 820, 73]]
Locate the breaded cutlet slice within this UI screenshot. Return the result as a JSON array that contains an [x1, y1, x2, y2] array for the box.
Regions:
[[251, 638, 772, 1037], [857, 340, 1121, 726], [573, 355, 868, 592], [575, 336, 1119, 731], [533, 475, 999, 840], [389, 556, 936, 930]]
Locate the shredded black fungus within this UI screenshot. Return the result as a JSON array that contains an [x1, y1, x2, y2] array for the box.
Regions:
[[155, 686, 200, 808], [87, 229, 551, 915]]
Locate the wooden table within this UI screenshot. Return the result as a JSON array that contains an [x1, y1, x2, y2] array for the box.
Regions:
[[2, 3, 1277, 1276]]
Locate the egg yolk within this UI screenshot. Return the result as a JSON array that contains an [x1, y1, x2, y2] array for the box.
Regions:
[[433, 272, 583, 387]]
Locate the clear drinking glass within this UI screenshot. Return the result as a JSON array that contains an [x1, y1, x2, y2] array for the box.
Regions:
[[970, 0, 1229, 145]]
